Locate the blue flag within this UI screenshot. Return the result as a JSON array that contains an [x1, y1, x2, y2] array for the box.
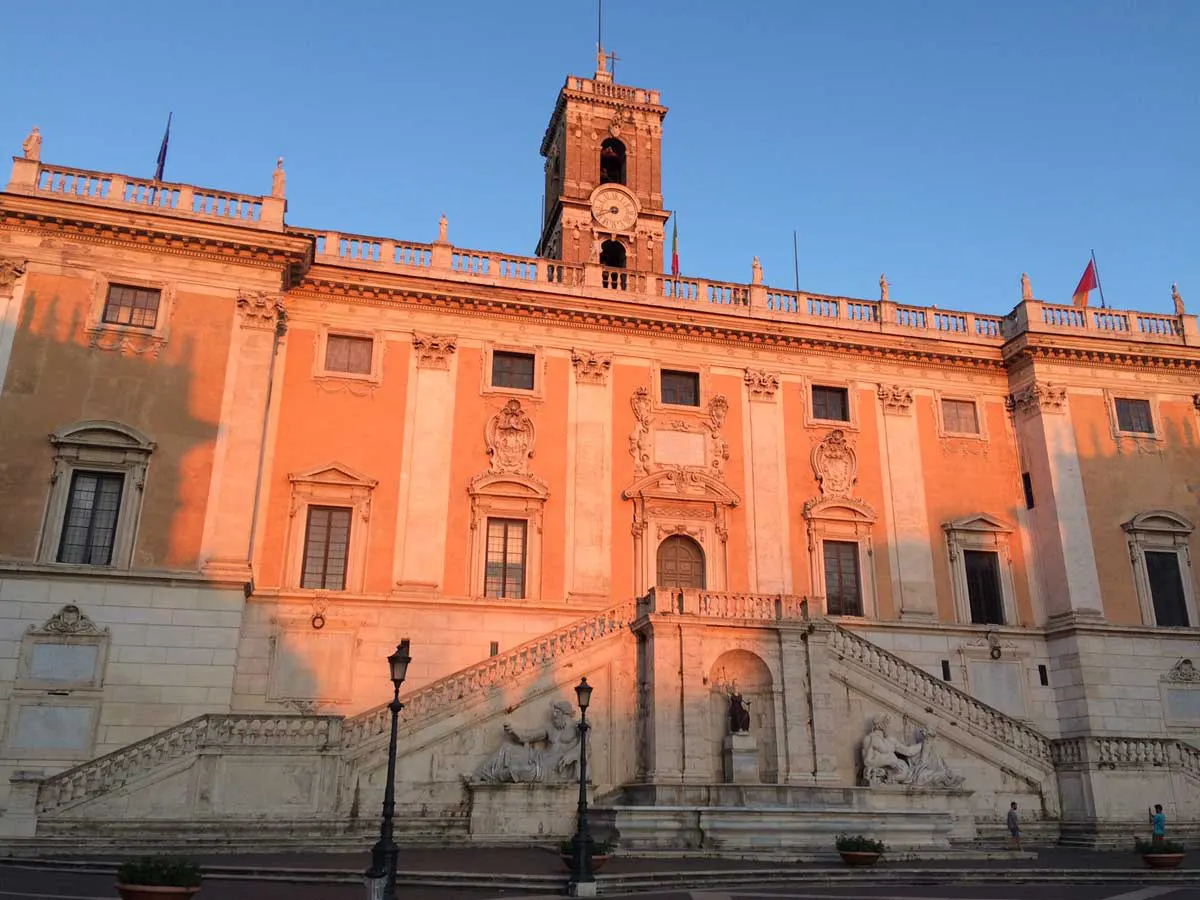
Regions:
[[154, 113, 172, 182]]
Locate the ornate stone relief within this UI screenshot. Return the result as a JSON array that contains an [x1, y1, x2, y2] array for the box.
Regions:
[[30, 605, 106, 635], [877, 384, 914, 415], [486, 399, 536, 476], [0, 258, 27, 293], [469, 700, 583, 784], [1192, 394, 1200, 412], [1165, 659, 1199, 683], [87, 330, 163, 359], [657, 523, 704, 542], [571, 348, 612, 385], [629, 387, 654, 477], [236, 290, 286, 330], [743, 368, 780, 400], [647, 503, 716, 521], [412, 333, 458, 370], [811, 429, 857, 497], [860, 714, 964, 790], [1006, 381, 1067, 416]]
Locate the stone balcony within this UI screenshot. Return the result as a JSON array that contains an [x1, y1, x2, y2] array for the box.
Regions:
[[8, 156, 1198, 351]]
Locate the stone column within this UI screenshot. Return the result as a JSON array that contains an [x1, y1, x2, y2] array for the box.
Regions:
[[1010, 382, 1103, 620], [200, 291, 285, 581], [565, 349, 613, 601], [642, 617, 684, 784], [393, 333, 458, 592], [876, 385, 939, 619], [742, 370, 792, 593], [0, 258, 27, 394], [804, 621, 841, 784], [777, 629, 816, 785]]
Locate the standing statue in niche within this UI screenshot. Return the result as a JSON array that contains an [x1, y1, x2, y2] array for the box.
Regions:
[[471, 700, 583, 783], [727, 681, 752, 734]]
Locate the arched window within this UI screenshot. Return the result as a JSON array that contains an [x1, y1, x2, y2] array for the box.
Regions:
[[600, 138, 626, 185], [600, 240, 626, 268], [657, 535, 706, 589]]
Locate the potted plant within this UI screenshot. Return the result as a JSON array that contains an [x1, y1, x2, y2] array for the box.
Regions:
[[558, 837, 613, 872], [115, 856, 203, 900], [835, 833, 886, 867], [1135, 837, 1186, 869]]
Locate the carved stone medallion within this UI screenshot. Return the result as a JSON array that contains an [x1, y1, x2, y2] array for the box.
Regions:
[[812, 430, 857, 497], [486, 399, 535, 475]]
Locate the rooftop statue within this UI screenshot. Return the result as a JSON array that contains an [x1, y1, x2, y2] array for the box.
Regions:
[[1021, 272, 1032, 301], [271, 157, 286, 199], [22, 127, 41, 162], [879, 273, 889, 302], [1173, 283, 1185, 316]]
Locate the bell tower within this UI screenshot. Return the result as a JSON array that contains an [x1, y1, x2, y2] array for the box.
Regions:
[[535, 49, 669, 274]]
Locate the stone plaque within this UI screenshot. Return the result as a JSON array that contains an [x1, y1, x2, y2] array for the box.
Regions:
[[967, 659, 1026, 719], [1164, 687, 1200, 724], [28, 643, 100, 683], [653, 430, 706, 467], [11, 705, 94, 751], [268, 629, 354, 702]]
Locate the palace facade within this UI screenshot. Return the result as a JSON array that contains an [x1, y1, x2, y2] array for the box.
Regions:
[[0, 56, 1196, 851]]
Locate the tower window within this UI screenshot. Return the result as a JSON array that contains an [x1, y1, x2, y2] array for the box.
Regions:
[[600, 138, 626, 185], [600, 240, 626, 269]]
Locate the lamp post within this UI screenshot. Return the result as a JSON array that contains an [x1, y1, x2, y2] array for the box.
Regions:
[[364, 639, 411, 900], [568, 676, 595, 897]]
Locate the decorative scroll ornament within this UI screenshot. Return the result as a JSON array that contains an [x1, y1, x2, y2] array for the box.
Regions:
[[88, 330, 163, 359], [31, 604, 105, 635], [236, 290, 285, 330], [744, 368, 780, 399], [1006, 381, 1067, 416], [812, 429, 857, 497], [571, 348, 612, 385], [877, 384, 914, 415], [486, 399, 536, 475], [412, 333, 457, 369], [629, 386, 653, 477], [0, 258, 27, 292], [705, 395, 731, 479], [1166, 658, 1199, 683]]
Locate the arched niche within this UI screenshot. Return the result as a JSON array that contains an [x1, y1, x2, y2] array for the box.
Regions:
[[707, 648, 778, 784]]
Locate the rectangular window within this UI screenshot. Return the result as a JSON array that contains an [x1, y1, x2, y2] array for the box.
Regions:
[[1021, 472, 1035, 510], [491, 351, 536, 390], [1115, 398, 1154, 434], [964, 549, 1005, 625], [101, 284, 161, 329], [57, 472, 124, 565], [661, 370, 700, 407], [325, 335, 373, 375], [1145, 550, 1190, 627], [941, 660, 952, 682], [485, 518, 527, 599], [300, 506, 352, 590], [812, 385, 850, 422], [823, 540, 862, 616], [942, 399, 979, 434], [1038, 664, 1049, 686]]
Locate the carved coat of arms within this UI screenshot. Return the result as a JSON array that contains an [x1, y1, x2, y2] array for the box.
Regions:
[[812, 429, 857, 497], [487, 399, 535, 475]]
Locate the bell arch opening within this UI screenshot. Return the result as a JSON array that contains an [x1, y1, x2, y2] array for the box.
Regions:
[[600, 137, 626, 185]]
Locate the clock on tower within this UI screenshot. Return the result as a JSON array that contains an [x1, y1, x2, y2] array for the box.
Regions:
[[535, 49, 670, 274]]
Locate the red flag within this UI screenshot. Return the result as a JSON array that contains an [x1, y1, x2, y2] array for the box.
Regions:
[[670, 214, 679, 277], [1072, 260, 1097, 308]]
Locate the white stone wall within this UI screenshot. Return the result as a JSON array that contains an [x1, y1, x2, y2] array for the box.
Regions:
[[0, 574, 244, 807]]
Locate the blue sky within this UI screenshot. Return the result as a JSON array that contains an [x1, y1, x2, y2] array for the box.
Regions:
[[2, 1, 1196, 315]]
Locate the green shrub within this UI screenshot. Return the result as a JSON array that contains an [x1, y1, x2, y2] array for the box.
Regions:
[[558, 837, 613, 855], [835, 834, 885, 854], [116, 856, 202, 887], [1135, 838, 1185, 854]]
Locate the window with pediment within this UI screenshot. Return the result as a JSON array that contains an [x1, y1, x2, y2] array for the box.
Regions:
[[943, 514, 1018, 626], [1124, 511, 1196, 627], [286, 462, 377, 593]]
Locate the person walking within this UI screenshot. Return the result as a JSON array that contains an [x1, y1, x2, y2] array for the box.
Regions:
[[1150, 804, 1167, 847], [1006, 801, 1022, 851]]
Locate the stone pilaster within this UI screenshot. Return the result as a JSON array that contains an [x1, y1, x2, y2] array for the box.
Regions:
[[641, 617, 685, 783], [393, 333, 459, 591], [742, 369, 792, 592], [565, 349, 613, 600], [778, 630, 816, 785], [803, 621, 841, 783], [0, 258, 27, 394], [876, 384, 939, 619], [200, 291, 286, 581]]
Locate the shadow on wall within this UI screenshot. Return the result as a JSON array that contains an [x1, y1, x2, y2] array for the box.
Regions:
[[0, 286, 222, 568]]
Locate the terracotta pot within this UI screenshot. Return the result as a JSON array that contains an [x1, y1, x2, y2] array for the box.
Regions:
[[838, 851, 881, 867], [559, 853, 610, 873], [116, 885, 201, 900], [1142, 853, 1185, 869]]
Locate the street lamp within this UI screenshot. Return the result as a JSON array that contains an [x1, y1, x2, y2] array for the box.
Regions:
[[364, 639, 411, 900], [568, 676, 595, 897]]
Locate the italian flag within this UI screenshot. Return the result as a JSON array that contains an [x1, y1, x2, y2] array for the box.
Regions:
[[1072, 259, 1098, 308], [671, 213, 679, 277]]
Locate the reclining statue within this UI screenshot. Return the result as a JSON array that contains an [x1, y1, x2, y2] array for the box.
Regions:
[[861, 714, 964, 789], [471, 700, 583, 784]]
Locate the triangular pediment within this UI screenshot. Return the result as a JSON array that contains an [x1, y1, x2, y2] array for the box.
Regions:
[[944, 513, 1012, 534], [289, 461, 378, 488], [622, 467, 740, 507]]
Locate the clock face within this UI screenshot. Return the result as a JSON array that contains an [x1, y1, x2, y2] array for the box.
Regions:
[[591, 187, 638, 232]]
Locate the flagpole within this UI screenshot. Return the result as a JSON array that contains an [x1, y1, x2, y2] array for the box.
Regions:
[[1091, 249, 1107, 309], [792, 230, 799, 292]]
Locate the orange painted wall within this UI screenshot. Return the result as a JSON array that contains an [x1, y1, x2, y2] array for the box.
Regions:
[[259, 322, 410, 592], [610, 362, 644, 601], [714, 371, 750, 593], [0, 271, 228, 568], [1071, 393, 1200, 625]]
